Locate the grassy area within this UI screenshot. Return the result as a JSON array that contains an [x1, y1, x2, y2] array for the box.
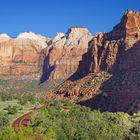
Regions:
[[0, 79, 64, 94], [0, 98, 35, 122], [0, 93, 44, 124], [0, 99, 18, 111], [0, 79, 64, 125], [9, 107, 33, 124]]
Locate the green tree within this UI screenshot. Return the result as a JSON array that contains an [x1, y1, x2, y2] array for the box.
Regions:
[[5, 105, 18, 115], [0, 111, 9, 130]]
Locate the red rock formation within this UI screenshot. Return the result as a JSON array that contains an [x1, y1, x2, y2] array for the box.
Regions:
[[50, 10, 140, 113], [0, 37, 46, 80], [40, 27, 92, 81], [85, 10, 140, 113], [89, 10, 140, 73], [1, 10, 140, 114], [0, 28, 92, 81]]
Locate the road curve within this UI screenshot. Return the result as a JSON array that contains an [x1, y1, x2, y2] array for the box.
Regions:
[[12, 111, 32, 128], [12, 106, 44, 129]]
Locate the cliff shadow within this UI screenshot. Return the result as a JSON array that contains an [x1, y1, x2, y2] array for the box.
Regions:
[[68, 42, 93, 81], [39, 48, 55, 84], [78, 40, 140, 113]]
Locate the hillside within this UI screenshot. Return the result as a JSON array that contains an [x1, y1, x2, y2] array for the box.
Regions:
[[47, 10, 140, 113]]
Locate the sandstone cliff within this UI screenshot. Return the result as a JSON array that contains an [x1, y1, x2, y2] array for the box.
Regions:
[[40, 27, 92, 82], [89, 10, 140, 73], [0, 28, 92, 81], [48, 10, 140, 113], [87, 10, 140, 113], [0, 33, 48, 80]]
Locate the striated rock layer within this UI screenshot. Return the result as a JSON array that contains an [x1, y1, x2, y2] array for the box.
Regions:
[[89, 10, 140, 73], [88, 10, 140, 113], [49, 10, 140, 113], [0, 27, 92, 80], [0, 38, 46, 80], [40, 27, 92, 82]]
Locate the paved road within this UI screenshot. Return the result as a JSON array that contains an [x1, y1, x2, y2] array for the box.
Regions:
[[12, 111, 32, 128], [12, 106, 43, 128]]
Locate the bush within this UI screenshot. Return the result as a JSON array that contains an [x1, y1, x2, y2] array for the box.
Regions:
[[30, 100, 132, 140], [0, 111, 9, 130], [0, 94, 13, 101], [4, 105, 18, 115]]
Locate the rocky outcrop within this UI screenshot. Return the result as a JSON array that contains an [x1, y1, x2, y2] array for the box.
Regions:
[[0, 32, 50, 80], [82, 10, 140, 113], [0, 28, 92, 81], [40, 27, 92, 82], [49, 10, 140, 113], [89, 10, 140, 73], [46, 71, 111, 102]]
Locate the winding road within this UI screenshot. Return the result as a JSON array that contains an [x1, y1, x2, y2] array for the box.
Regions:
[[12, 107, 43, 128], [12, 111, 32, 128]]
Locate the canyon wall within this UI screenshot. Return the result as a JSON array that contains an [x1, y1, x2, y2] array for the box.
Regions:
[[82, 10, 140, 113], [89, 10, 140, 73], [0, 32, 48, 80], [0, 28, 92, 81], [50, 10, 140, 113], [40, 27, 92, 82]]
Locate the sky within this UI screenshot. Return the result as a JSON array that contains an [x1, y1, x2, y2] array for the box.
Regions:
[[0, 0, 139, 37]]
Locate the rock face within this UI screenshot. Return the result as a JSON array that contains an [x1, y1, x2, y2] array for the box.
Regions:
[[50, 10, 140, 113], [89, 10, 140, 73], [0, 33, 48, 80], [46, 71, 111, 102], [0, 34, 11, 42], [82, 10, 140, 113], [40, 27, 92, 82], [0, 28, 92, 81], [17, 32, 49, 49]]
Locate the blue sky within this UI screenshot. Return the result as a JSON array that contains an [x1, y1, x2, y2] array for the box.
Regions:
[[0, 0, 139, 37]]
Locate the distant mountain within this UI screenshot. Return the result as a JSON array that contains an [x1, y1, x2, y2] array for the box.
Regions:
[[0, 27, 92, 81], [0, 32, 49, 80]]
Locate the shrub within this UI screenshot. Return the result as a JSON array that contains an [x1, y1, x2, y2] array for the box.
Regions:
[[4, 105, 18, 115], [0, 111, 9, 130]]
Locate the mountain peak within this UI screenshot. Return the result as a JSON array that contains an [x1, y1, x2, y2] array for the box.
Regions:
[[0, 33, 11, 41], [124, 9, 140, 16], [17, 32, 48, 48], [67, 26, 90, 36]]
